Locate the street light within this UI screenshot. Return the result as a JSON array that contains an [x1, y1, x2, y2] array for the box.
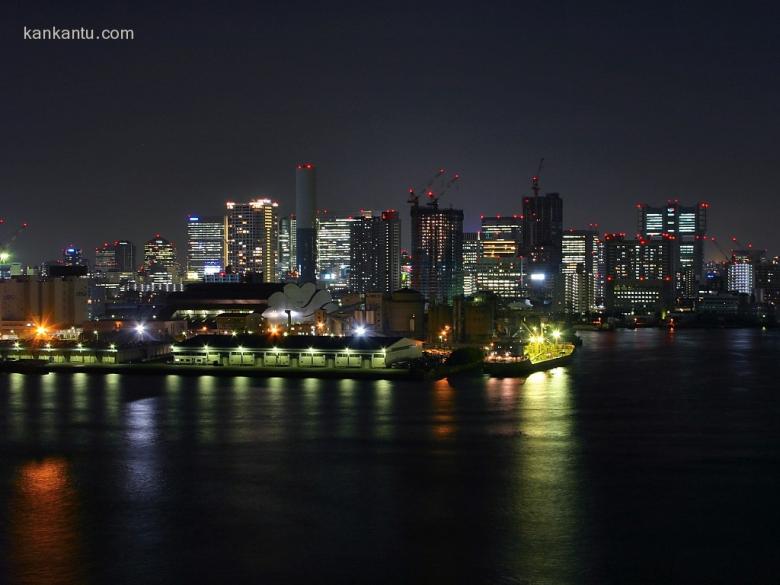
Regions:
[[355, 326, 366, 336]]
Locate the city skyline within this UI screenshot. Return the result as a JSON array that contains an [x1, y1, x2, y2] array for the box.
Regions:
[[1, 171, 775, 267], [3, 2, 780, 262]]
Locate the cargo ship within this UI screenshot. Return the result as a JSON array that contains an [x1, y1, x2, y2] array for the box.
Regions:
[[483, 326, 576, 378]]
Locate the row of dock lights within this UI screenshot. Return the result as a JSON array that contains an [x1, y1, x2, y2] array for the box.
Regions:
[[9, 342, 117, 351]]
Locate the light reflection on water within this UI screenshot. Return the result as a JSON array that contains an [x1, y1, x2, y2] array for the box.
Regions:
[[1, 329, 779, 583], [511, 367, 582, 584], [8, 458, 84, 585]]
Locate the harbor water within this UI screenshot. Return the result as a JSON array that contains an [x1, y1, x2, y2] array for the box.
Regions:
[[1, 329, 779, 584]]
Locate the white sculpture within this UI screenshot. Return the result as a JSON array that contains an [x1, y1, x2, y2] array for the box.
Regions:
[[261, 283, 338, 323]]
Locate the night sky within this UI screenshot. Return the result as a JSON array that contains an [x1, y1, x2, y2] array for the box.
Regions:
[[3, 1, 779, 263]]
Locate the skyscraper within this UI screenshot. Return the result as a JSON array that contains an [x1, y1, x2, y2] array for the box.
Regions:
[[225, 198, 279, 282], [522, 193, 563, 307], [95, 240, 136, 274], [603, 232, 677, 314], [410, 204, 464, 304], [317, 212, 356, 290], [727, 249, 764, 296], [636, 200, 708, 298], [474, 257, 524, 299], [462, 232, 481, 297], [95, 243, 118, 273], [522, 193, 563, 268], [62, 245, 84, 266], [278, 215, 297, 281], [142, 235, 179, 284], [296, 163, 317, 283], [480, 215, 523, 258], [186, 215, 224, 279], [349, 210, 401, 294], [561, 229, 598, 314]]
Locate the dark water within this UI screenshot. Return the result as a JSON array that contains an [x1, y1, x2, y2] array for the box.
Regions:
[[1, 330, 779, 585]]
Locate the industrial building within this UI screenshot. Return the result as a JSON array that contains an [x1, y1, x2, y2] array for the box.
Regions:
[[0, 339, 171, 364], [171, 334, 421, 370], [0, 276, 89, 330]]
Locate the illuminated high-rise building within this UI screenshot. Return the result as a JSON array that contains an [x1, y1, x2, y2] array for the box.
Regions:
[[317, 212, 356, 290], [474, 257, 524, 299], [727, 249, 764, 296], [756, 255, 780, 304], [278, 215, 297, 281], [186, 215, 224, 279], [410, 204, 463, 304], [349, 210, 401, 293], [561, 229, 598, 314], [603, 232, 677, 314], [480, 215, 522, 258], [522, 193, 563, 267], [522, 192, 563, 304], [462, 232, 481, 296], [95, 243, 117, 272], [95, 240, 136, 274], [637, 200, 708, 298], [295, 163, 317, 283], [142, 235, 179, 284], [400, 249, 412, 288], [62, 245, 84, 266], [225, 198, 279, 282]]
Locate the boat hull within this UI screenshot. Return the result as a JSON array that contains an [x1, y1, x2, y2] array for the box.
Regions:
[[484, 352, 573, 378]]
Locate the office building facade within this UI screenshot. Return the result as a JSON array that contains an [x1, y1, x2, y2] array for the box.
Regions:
[[410, 205, 464, 304], [637, 200, 708, 298], [225, 199, 279, 282], [603, 233, 677, 314], [349, 210, 401, 294], [317, 212, 356, 291], [186, 215, 224, 279], [561, 229, 598, 314]]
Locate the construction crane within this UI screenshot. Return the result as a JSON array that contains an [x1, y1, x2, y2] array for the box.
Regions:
[[427, 173, 460, 209], [0, 219, 29, 262], [408, 168, 446, 208], [707, 236, 732, 262], [531, 158, 545, 198], [730, 235, 753, 250]]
